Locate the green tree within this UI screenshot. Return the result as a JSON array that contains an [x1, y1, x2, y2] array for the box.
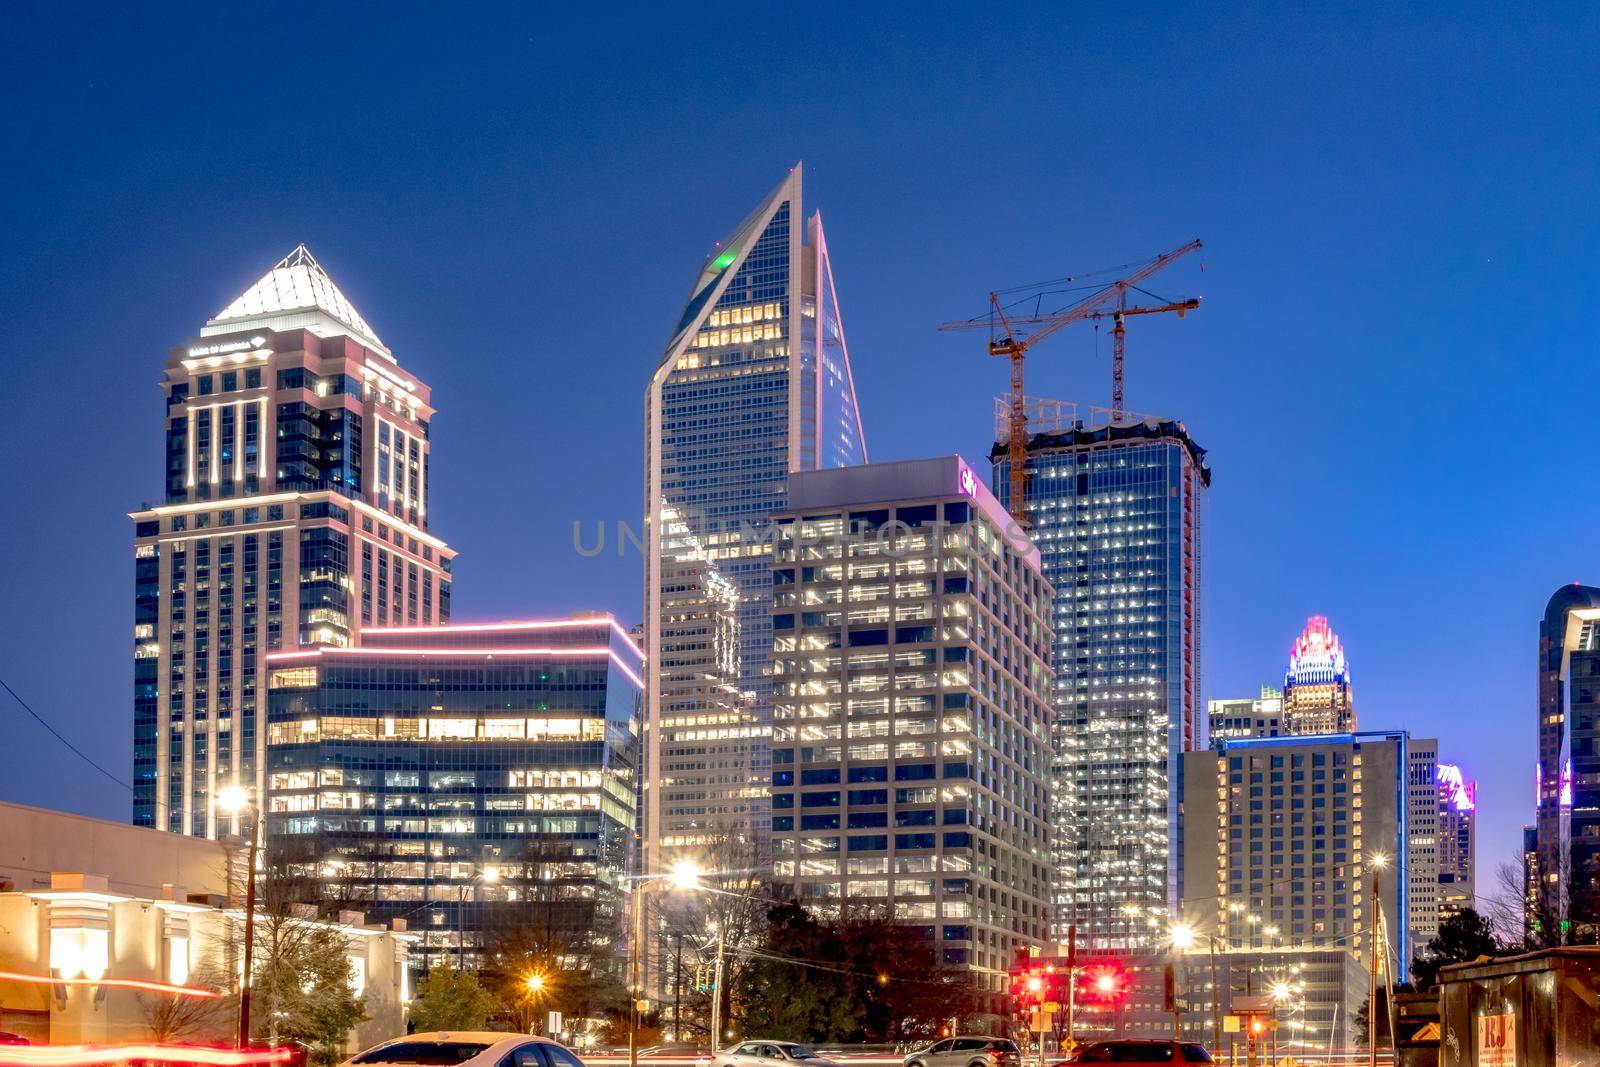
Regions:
[[410, 966, 499, 1033], [1410, 908, 1502, 990], [212, 859, 369, 1064], [734, 902, 980, 1044]]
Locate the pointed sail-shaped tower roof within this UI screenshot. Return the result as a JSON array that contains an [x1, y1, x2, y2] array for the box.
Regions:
[[203, 244, 390, 357]]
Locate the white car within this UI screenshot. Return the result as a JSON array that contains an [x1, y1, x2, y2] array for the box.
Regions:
[[342, 1032, 588, 1067], [700, 1041, 841, 1067]]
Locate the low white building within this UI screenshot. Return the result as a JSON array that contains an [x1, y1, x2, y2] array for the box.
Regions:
[[0, 801, 412, 1048]]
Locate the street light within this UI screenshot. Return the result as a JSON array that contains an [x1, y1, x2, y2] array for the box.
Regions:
[[629, 861, 706, 1067], [1170, 920, 1223, 1049], [457, 864, 502, 971], [217, 785, 259, 1050]]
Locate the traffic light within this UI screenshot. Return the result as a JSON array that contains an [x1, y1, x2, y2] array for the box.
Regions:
[[1011, 962, 1069, 1007], [1078, 964, 1130, 1004]]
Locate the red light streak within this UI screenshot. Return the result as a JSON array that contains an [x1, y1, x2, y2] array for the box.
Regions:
[[0, 971, 219, 999], [0, 1045, 290, 1066]]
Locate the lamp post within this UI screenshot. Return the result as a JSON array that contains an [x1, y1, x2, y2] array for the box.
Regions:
[[218, 785, 259, 1050], [629, 860, 705, 1067], [1367, 853, 1389, 1067], [458, 865, 501, 971], [525, 972, 548, 1034], [1171, 921, 1223, 1049]]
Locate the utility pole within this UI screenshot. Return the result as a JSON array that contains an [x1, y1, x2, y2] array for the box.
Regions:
[[1209, 935, 1222, 1050], [710, 926, 726, 1053], [673, 932, 683, 1042], [1065, 925, 1077, 1050], [1369, 865, 1381, 1067]]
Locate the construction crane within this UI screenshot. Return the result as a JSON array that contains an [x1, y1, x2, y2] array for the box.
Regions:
[[938, 238, 1202, 521]]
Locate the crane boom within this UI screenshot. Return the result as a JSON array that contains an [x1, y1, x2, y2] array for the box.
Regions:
[[937, 239, 1202, 521]]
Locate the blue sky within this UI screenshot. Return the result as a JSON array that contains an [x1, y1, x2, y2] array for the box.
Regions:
[[2, 1, 1596, 889]]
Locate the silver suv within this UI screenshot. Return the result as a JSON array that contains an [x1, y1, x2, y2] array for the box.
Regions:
[[904, 1037, 1021, 1067]]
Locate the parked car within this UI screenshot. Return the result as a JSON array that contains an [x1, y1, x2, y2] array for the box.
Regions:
[[0, 1032, 31, 1046], [1062, 1041, 1212, 1065], [340, 1032, 588, 1067], [903, 1037, 1021, 1067], [700, 1041, 842, 1067]]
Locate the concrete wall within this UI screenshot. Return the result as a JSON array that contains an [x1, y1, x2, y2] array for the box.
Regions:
[[0, 800, 233, 899]]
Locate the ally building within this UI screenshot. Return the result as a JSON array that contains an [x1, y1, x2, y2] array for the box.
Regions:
[[131, 246, 454, 837], [642, 165, 867, 874]]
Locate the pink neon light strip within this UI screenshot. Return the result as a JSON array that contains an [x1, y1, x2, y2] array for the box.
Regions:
[[265, 646, 644, 689], [0, 970, 219, 999], [362, 617, 644, 660], [0, 1045, 292, 1066]]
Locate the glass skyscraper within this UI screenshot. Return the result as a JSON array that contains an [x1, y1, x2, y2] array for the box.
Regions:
[[261, 616, 641, 972], [131, 246, 454, 837], [994, 402, 1207, 949], [643, 165, 867, 874]]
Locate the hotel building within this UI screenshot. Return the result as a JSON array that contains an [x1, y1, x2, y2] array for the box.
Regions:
[[261, 615, 642, 971], [131, 246, 454, 837], [1180, 730, 1434, 1035], [768, 457, 1053, 994], [1282, 616, 1355, 735], [994, 402, 1208, 949], [643, 165, 867, 873]]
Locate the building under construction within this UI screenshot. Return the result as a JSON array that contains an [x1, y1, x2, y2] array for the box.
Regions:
[[991, 400, 1208, 950]]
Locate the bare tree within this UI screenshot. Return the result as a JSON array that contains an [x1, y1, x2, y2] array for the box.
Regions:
[[139, 963, 231, 1043]]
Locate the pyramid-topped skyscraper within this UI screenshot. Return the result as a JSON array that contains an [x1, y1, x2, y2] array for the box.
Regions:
[[642, 165, 867, 873], [132, 246, 454, 836]]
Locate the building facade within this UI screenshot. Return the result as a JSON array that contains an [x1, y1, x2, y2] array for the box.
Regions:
[[132, 246, 454, 838], [768, 457, 1053, 993], [994, 402, 1208, 949], [1282, 616, 1354, 735], [1408, 738, 1440, 945], [1436, 762, 1477, 923], [260, 616, 642, 971], [1534, 584, 1600, 941], [1180, 732, 1415, 984], [1208, 687, 1285, 741], [643, 165, 867, 874]]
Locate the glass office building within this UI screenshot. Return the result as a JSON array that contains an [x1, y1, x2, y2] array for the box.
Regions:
[[643, 164, 867, 874], [261, 616, 642, 972], [132, 246, 454, 837], [768, 457, 1053, 998], [994, 402, 1208, 949]]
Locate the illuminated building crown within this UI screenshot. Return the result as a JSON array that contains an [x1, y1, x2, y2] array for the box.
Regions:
[[1286, 614, 1350, 687]]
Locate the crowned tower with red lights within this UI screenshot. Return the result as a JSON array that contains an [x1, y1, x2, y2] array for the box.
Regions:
[[1282, 615, 1355, 735]]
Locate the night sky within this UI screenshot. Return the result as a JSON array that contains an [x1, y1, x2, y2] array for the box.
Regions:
[[3, 2, 1596, 889]]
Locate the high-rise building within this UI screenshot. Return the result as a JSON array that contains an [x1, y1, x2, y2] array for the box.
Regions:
[[994, 401, 1208, 949], [1407, 738, 1440, 944], [1534, 584, 1600, 941], [768, 457, 1053, 995], [1436, 762, 1476, 923], [261, 615, 642, 971], [1208, 686, 1285, 740], [132, 246, 454, 837], [643, 165, 867, 875], [1179, 731, 1421, 1038], [653, 505, 765, 857], [1282, 615, 1355, 735]]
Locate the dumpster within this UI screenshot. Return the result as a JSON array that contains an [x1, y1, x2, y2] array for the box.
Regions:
[[1437, 946, 1600, 1067]]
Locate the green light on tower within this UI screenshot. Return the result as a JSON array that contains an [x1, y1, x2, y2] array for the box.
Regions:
[[712, 248, 737, 270]]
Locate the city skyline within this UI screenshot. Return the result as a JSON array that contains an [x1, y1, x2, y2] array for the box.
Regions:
[[4, 3, 1596, 903]]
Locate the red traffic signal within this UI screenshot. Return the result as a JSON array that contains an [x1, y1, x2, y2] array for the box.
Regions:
[[1010, 963, 1065, 1005], [1078, 964, 1130, 1004]]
